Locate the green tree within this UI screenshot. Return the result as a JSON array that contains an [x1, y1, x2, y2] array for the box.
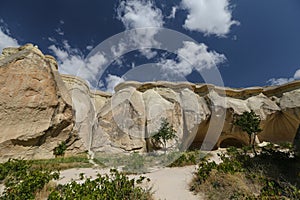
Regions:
[[53, 141, 67, 157], [151, 118, 177, 153], [234, 110, 262, 156]]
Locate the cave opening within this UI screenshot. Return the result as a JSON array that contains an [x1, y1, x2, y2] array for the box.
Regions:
[[219, 138, 246, 148]]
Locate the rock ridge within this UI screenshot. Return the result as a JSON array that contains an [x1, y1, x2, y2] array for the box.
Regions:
[[0, 44, 300, 160]]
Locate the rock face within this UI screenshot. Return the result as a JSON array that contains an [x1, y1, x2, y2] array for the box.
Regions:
[[1, 44, 300, 161], [0, 44, 81, 162], [91, 81, 300, 153], [61, 74, 111, 151]]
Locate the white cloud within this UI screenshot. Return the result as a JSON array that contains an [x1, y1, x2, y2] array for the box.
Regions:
[[180, 0, 239, 36], [167, 6, 178, 19], [86, 45, 93, 51], [159, 41, 226, 77], [0, 27, 19, 52], [105, 74, 125, 93], [48, 37, 56, 43], [55, 27, 64, 36], [117, 0, 163, 29], [117, 0, 163, 59], [49, 45, 69, 61], [294, 69, 300, 79], [49, 42, 108, 84], [267, 78, 294, 86], [268, 68, 300, 85], [110, 42, 127, 58]]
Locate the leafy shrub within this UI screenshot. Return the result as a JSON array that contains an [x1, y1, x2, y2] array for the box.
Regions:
[[0, 159, 59, 200], [195, 159, 217, 184], [0, 159, 29, 181], [0, 160, 153, 200], [190, 145, 300, 199], [234, 110, 262, 155], [167, 151, 200, 167], [53, 141, 67, 156], [151, 118, 177, 152], [48, 169, 152, 200]]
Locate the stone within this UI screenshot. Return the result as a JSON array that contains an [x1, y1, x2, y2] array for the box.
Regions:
[[0, 44, 81, 162], [1, 44, 300, 159], [61, 74, 111, 151], [91, 80, 300, 153]]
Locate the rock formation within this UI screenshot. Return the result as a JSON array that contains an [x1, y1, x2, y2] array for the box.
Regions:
[[1, 44, 300, 161], [0, 44, 82, 162], [61, 74, 111, 151], [90, 81, 300, 153]]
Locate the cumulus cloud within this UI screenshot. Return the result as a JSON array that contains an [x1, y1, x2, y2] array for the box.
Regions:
[[49, 41, 108, 84], [268, 69, 300, 85], [117, 0, 163, 29], [180, 0, 239, 36], [294, 69, 300, 79], [105, 74, 125, 93], [0, 26, 19, 52], [159, 41, 226, 77], [117, 0, 163, 58]]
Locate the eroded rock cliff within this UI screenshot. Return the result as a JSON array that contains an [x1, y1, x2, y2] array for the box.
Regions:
[[92, 81, 300, 153], [0, 44, 82, 162], [1, 44, 300, 160]]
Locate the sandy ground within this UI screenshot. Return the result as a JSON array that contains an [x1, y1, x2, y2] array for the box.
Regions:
[[0, 150, 226, 199], [58, 166, 202, 200], [0, 184, 4, 196]]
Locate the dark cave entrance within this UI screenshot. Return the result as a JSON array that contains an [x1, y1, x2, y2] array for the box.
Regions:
[[219, 138, 246, 148]]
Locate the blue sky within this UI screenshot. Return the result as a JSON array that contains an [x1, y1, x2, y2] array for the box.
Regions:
[[1, 0, 300, 91]]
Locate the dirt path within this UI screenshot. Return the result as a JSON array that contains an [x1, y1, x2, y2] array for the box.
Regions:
[[58, 166, 202, 200]]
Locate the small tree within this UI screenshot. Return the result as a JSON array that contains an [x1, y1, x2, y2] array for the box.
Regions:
[[53, 141, 67, 157], [234, 110, 262, 156], [151, 118, 177, 153]]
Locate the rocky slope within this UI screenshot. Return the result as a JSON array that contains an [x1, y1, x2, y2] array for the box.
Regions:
[[0, 44, 83, 162], [0, 44, 300, 161]]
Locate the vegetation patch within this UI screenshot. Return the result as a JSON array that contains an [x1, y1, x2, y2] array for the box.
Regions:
[[94, 150, 206, 174], [0, 160, 153, 200], [48, 169, 153, 200], [0, 159, 59, 200], [31, 153, 93, 171], [53, 141, 67, 157], [190, 145, 300, 199], [151, 118, 177, 153], [167, 150, 207, 167]]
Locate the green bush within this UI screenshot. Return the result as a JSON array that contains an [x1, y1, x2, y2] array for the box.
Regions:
[[151, 118, 177, 152], [168, 151, 201, 167], [190, 145, 300, 199], [53, 141, 67, 156], [0, 159, 59, 200], [234, 110, 262, 155], [0, 160, 153, 200], [48, 169, 152, 200]]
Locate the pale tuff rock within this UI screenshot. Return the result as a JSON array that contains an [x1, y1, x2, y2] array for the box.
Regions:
[[0, 44, 300, 160], [61, 74, 111, 150], [0, 44, 81, 162], [93, 80, 300, 152]]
